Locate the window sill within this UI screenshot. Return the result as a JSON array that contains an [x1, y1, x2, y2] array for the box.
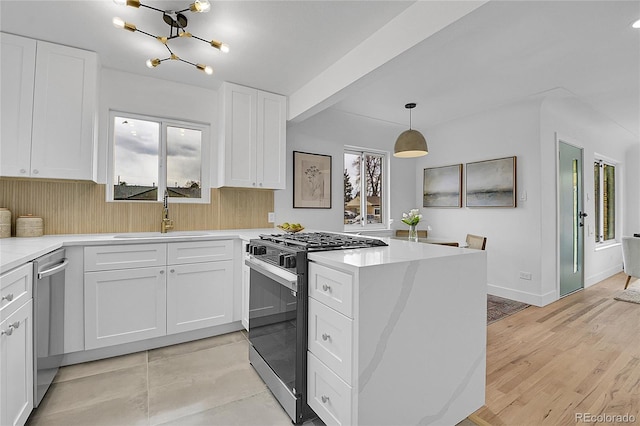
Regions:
[[594, 241, 621, 252]]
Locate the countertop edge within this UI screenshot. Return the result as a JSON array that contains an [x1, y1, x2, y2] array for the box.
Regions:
[[0, 229, 278, 274]]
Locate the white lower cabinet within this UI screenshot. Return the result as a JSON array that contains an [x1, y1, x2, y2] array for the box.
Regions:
[[307, 261, 355, 426], [1, 300, 33, 426], [84, 267, 167, 350], [166, 260, 233, 334], [83, 240, 235, 350], [1, 263, 33, 426], [241, 241, 250, 330]]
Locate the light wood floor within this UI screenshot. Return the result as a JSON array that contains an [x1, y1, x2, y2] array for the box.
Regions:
[[470, 273, 640, 426]]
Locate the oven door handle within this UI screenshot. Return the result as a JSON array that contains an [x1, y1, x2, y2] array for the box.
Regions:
[[245, 257, 298, 293]]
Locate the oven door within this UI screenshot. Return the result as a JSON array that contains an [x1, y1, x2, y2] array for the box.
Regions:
[[245, 257, 308, 423]]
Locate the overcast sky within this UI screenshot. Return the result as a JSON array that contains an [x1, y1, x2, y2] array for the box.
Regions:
[[113, 116, 201, 188]]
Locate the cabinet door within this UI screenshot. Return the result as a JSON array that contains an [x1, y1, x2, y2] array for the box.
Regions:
[[241, 243, 250, 330], [84, 267, 166, 350], [1, 300, 33, 426], [221, 83, 257, 188], [166, 261, 233, 334], [0, 33, 36, 177], [256, 91, 286, 189], [31, 40, 97, 181]]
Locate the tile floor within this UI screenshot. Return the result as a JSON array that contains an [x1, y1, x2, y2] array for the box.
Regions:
[[26, 331, 477, 426]]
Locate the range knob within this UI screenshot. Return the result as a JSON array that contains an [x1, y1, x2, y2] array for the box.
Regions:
[[279, 254, 296, 268], [251, 245, 267, 255]]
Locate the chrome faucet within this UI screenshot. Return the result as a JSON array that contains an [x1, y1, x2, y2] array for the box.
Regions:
[[161, 189, 174, 233]]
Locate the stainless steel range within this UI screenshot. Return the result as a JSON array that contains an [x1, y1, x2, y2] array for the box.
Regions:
[[245, 232, 387, 424]]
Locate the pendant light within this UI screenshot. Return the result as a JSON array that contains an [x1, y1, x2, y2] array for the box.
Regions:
[[394, 103, 428, 158]]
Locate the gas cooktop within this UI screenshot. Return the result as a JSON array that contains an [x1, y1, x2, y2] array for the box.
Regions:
[[258, 232, 388, 251]]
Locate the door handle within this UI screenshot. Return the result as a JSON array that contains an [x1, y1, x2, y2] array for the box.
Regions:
[[578, 211, 588, 227]]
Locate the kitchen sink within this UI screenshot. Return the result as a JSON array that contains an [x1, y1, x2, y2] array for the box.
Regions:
[[113, 232, 216, 239]]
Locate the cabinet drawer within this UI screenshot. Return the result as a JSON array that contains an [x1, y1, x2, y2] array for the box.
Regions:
[[167, 240, 233, 264], [1, 263, 32, 321], [84, 244, 166, 272], [308, 297, 353, 384], [308, 262, 353, 318], [307, 352, 352, 426]]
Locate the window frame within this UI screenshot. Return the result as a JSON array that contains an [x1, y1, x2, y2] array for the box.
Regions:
[[593, 156, 618, 245], [107, 110, 210, 204], [343, 146, 390, 231]]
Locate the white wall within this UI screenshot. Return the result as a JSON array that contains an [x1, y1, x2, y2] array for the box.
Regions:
[[413, 100, 545, 305], [274, 108, 416, 233], [540, 96, 639, 290], [97, 68, 218, 184]]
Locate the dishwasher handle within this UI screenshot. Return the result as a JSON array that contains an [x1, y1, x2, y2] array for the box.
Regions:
[[37, 259, 69, 279]]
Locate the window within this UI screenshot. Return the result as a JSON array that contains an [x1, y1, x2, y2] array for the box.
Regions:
[[344, 148, 387, 229], [594, 159, 616, 243], [108, 112, 210, 203]]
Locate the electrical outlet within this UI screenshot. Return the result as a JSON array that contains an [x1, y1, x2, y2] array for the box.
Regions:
[[519, 271, 532, 280], [268, 212, 275, 223]]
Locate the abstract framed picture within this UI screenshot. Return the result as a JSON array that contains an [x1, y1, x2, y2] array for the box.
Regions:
[[466, 156, 517, 208], [293, 151, 332, 208], [423, 164, 463, 207]]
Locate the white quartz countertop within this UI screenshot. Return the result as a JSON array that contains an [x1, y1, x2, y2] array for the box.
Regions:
[[308, 237, 480, 272], [0, 230, 479, 275], [0, 228, 279, 274]]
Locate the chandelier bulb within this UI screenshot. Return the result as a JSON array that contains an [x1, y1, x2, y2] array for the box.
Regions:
[[210, 40, 230, 53], [113, 0, 140, 7], [196, 64, 214, 75], [190, 0, 211, 13], [112, 17, 125, 28], [146, 58, 161, 68]]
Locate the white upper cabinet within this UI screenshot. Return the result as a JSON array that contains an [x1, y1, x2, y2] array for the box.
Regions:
[[0, 33, 98, 181], [0, 33, 36, 178], [217, 82, 286, 189]]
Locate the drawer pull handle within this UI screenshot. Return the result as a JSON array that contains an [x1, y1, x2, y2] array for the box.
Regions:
[[10, 321, 20, 329], [1, 326, 14, 336], [1, 293, 14, 302], [321, 395, 329, 404], [160, 270, 165, 275], [321, 333, 330, 341], [322, 284, 331, 292], [170, 269, 175, 273]]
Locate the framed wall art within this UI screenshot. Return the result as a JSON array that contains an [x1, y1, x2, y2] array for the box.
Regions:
[[466, 156, 517, 208], [293, 151, 332, 208], [423, 164, 463, 207]]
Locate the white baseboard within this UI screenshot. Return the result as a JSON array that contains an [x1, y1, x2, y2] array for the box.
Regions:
[[585, 264, 623, 288], [487, 284, 557, 307]]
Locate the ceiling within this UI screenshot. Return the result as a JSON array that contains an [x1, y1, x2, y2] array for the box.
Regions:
[[330, 0, 640, 139], [1, 1, 639, 140], [0, 0, 413, 95]]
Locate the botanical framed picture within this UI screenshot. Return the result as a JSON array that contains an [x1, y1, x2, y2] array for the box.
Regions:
[[423, 164, 463, 207], [293, 151, 332, 208], [466, 156, 517, 208]]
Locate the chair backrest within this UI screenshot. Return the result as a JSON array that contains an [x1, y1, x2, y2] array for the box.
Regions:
[[396, 229, 428, 238], [622, 237, 640, 278], [466, 234, 487, 250]]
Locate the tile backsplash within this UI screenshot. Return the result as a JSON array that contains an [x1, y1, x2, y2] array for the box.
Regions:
[[0, 178, 273, 235]]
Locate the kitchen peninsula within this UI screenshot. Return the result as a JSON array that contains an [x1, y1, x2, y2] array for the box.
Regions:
[[0, 231, 486, 426]]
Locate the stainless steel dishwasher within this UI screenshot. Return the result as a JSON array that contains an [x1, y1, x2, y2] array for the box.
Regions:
[[33, 249, 68, 407]]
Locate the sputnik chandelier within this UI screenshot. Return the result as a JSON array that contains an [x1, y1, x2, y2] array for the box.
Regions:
[[112, 0, 228, 75]]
